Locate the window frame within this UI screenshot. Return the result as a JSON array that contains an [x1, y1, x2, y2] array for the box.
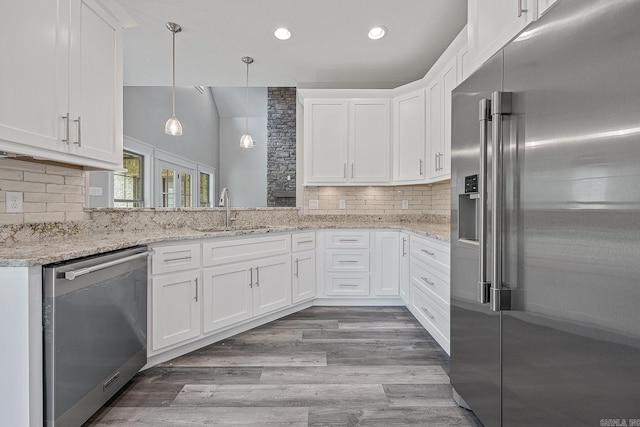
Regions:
[[113, 150, 145, 207]]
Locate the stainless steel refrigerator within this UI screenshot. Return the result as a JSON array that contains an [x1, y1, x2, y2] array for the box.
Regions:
[[450, 1, 640, 425]]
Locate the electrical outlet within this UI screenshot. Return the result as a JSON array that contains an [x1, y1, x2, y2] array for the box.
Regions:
[[339, 200, 346, 209], [6, 191, 23, 213], [402, 200, 409, 210], [309, 200, 319, 210], [89, 187, 103, 196]]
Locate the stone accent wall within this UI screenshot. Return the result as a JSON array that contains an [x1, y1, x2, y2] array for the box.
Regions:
[[267, 87, 297, 207], [302, 181, 451, 217], [0, 158, 89, 225]]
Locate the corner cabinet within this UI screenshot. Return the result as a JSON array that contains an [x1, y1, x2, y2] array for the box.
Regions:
[[304, 98, 390, 185], [0, 0, 123, 170], [393, 91, 426, 183]]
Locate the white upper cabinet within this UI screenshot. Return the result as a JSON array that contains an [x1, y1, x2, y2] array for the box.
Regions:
[[349, 99, 391, 183], [67, 0, 123, 166], [538, 0, 558, 16], [468, 0, 536, 69], [427, 56, 457, 181], [304, 99, 349, 184], [393, 90, 426, 183], [0, 0, 66, 154], [0, 0, 123, 169], [304, 98, 390, 185]]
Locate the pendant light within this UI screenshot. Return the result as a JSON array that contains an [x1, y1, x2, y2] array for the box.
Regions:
[[240, 56, 255, 148], [165, 22, 183, 136]]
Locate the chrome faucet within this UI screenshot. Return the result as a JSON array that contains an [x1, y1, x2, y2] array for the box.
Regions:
[[219, 188, 231, 228]]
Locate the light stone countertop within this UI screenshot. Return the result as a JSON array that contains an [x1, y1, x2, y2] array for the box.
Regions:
[[0, 222, 450, 267]]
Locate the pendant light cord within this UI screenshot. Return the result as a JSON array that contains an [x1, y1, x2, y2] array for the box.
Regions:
[[172, 30, 176, 116], [245, 61, 249, 133]]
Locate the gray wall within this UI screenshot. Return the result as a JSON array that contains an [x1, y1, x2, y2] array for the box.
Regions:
[[219, 116, 268, 207], [124, 86, 220, 169]]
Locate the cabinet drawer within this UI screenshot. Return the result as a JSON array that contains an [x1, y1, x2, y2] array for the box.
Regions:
[[325, 250, 370, 272], [410, 259, 449, 306], [292, 232, 316, 252], [410, 235, 449, 272], [324, 231, 370, 249], [203, 234, 291, 267], [410, 284, 450, 347], [151, 243, 201, 275], [325, 273, 370, 296]]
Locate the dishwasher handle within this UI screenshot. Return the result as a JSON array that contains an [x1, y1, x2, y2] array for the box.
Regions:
[[64, 251, 150, 281]]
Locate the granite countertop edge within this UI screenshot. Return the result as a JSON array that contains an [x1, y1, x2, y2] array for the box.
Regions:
[[0, 223, 450, 267]]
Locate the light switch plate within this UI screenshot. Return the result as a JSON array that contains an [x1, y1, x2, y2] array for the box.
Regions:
[[6, 191, 23, 213], [339, 200, 346, 209], [402, 200, 409, 210], [309, 200, 319, 210]]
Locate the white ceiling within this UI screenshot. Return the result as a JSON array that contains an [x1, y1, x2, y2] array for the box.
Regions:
[[118, 0, 468, 89]]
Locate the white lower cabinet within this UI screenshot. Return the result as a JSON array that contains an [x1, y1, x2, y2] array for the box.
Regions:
[[202, 262, 253, 333], [372, 231, 400, 296], [399, 232, 410, 304], [252, 254, 292, 316], [151, 270, 201, 352], [292, 250, 316, 303]]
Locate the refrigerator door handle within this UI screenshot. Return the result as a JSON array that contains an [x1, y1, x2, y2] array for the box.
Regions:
[[478, 98, 491, 304], [490, 91, 512, 312]]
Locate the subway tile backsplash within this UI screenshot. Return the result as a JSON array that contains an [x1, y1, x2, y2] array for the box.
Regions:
[[0, 158, 89, 225], [303, 182, 450, 217]]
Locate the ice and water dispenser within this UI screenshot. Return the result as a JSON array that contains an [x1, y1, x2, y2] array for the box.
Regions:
[[458, 174, 479, 243]]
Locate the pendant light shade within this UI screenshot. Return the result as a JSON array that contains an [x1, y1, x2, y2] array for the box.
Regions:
[[240, 56, 255, 148], [165, 22, 182, 136]]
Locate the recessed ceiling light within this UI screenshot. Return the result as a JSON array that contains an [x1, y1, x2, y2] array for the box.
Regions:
[[368, 26, 387, 40], [274, 27, 292, 40]]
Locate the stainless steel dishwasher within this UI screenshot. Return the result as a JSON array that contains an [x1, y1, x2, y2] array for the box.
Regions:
[[43, 246, 149, 427]]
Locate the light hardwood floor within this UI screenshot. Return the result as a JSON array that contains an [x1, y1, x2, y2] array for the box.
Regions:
[[85, 306, 483, 426]]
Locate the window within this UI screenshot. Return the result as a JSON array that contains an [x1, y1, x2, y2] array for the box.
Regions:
[[155, 158, 195, 207], [114, 151, 144, 207], [198, 165, 215, 207]]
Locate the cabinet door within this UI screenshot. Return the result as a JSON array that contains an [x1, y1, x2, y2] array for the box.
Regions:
[[426, 79, 442, 179], [372, 232, 400, 296], [468, 0, 535, 69], [253, 254, 292, 316], [151, 270, 201, 351], [304, 99, 348, 184], [0, 0, 66, 153], [399, 232, 411, 304], [393, 91, 426, 183], [202, 262, 253, 333], [349, 99, 390, 183], [430, 56, 456, 181], [292, 250, 316, 303], [68, 0, 123, 166]]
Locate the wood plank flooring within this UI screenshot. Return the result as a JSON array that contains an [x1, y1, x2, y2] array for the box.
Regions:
[[85, 306, 483, 426]]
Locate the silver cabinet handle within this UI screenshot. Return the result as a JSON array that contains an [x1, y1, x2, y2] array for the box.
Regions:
[[73, 116, 82, 146], [402, 237, 407, 257], [297, 240, 313, 244], [249, 267, 253, 288], [339, 284, 358, 287], [256, 266, 259, 286], [435, 153, 438, 171], [518, 0, 528, 17], [478, 98, 491, 304], [490, 91, 512, 312], [164, 255, 192, 263], [194, 277, 198, 302], [351, 163, 354, 178], [62, 114, 70, 143], [339, 239, 358, 242], [420, 307, 435, 320], [339, 260, 359, 263], [294, 258, 299, 278], [419, 159, 423, 175], [420, 249, 435, 256], [421, 276, 435, 286], [64, 251, 150, 281]]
